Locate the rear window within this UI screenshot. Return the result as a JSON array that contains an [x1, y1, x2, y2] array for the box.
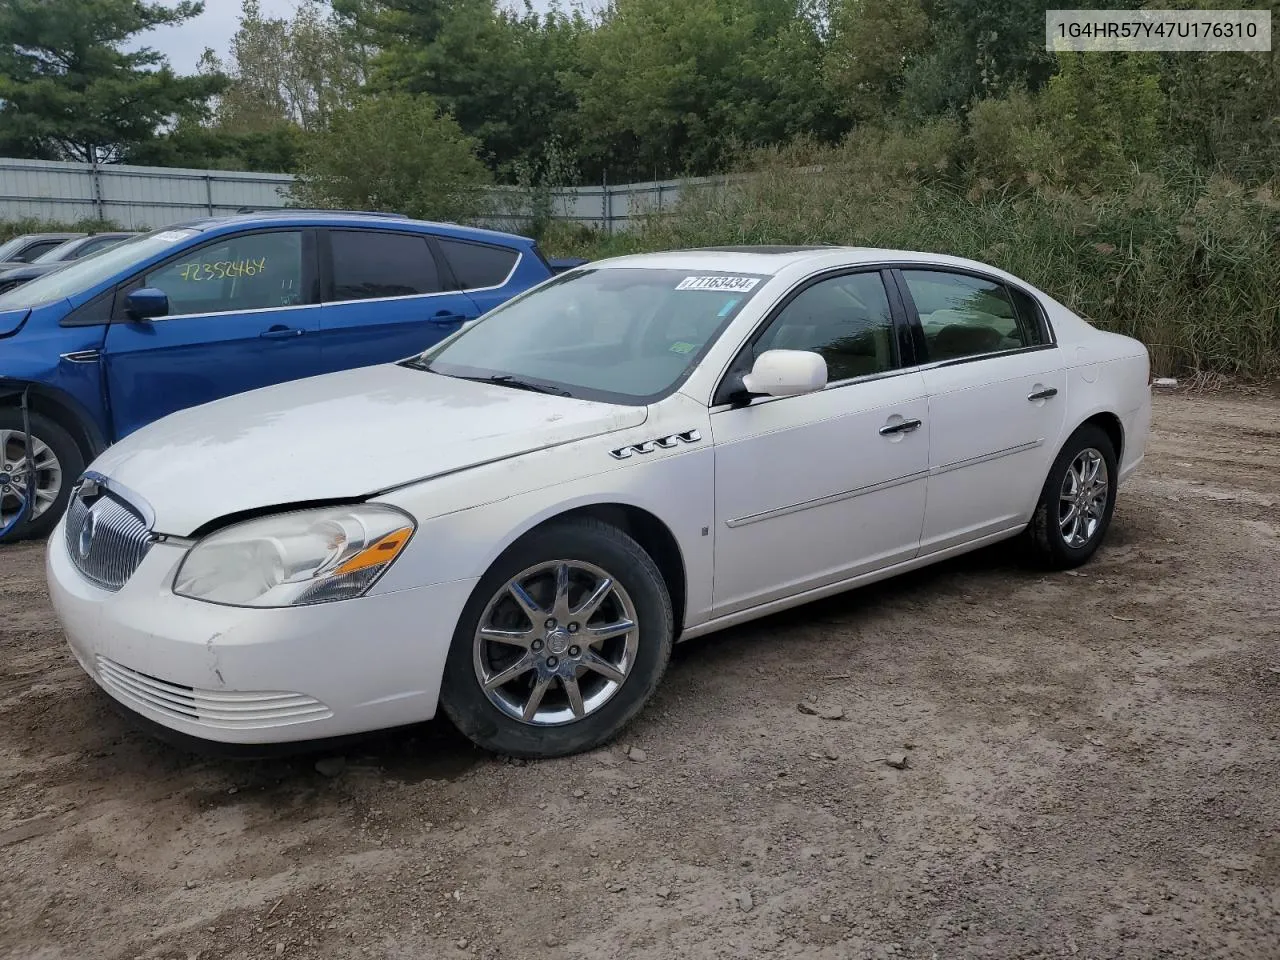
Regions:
[[437, 238, 518, 290], [330, 230, 442, 301]]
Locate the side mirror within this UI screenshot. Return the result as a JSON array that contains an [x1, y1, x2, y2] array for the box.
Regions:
[[741, 349, 827, 398], [124, 287, 169, 321]]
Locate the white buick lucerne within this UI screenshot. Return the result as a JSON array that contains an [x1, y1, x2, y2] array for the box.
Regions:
[[46, 247, 1152, 758]]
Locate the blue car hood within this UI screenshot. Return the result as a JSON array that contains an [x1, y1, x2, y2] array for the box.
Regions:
[[0, 307, 31, 338]]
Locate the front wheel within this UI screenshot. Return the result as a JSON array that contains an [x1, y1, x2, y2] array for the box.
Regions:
[[1025, 424, 1118, 569], [0, 409, 84, 543], [439, 517, 674, 758]]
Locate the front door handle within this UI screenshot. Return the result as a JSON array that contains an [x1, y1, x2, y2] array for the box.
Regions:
[[879, 418, 923, 436], [1027, 387, 1059, 401], [260, 325, 306, 340]]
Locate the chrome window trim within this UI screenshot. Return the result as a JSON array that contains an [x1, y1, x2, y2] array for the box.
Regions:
[[891, 263, 1058, 348], [324, 229, 523, 305], [708, 343, 1059, 414], [706, 259, 1061, 408], [146, 302, 321, 323], [159, 257, 522, 317], [432, 239, 523, 295], [118, 229, 523, 322]]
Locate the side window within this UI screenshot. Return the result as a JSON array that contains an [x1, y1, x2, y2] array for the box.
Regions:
[[78, 236, 123, 257], [901, 269, 1039, 361], [436, 238, 518, 290], [19, 240, 64, 262], [754, 272, 898, 382], [330, 230, 440, 301], [1006, 284, 1049, 345], [144, 231, 303, 317]]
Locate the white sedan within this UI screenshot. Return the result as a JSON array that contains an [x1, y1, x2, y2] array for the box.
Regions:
[[46, 247, 1151, 758]]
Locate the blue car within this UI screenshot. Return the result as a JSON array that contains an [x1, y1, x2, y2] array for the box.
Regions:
[[0, 211, 567, 541]]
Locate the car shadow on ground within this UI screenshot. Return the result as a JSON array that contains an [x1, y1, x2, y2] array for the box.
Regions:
[[70, 536, 1053, 800]]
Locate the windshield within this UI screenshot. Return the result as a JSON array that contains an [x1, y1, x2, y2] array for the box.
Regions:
[[419, 267, 766, 404], [0, 228, 200, 311]]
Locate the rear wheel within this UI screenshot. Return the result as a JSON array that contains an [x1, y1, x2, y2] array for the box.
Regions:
[[0, 409, 84, 543], [1025, 424, 1118, 569], [439, 518, 673, 758]]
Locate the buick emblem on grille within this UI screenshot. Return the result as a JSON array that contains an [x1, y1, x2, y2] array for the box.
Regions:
[[77, 509, 96, 560]]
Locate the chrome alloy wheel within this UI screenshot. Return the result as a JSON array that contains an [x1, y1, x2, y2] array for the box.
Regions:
[[0, 429, 63, 528], [473, 560, 639, 725], [1059, 447, 1109, 549]]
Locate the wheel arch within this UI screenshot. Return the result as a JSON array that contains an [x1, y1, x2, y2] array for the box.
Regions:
[[1075, 410, 1124, 463], [0, 379, 106, 461], [491, 501, 688, 638]]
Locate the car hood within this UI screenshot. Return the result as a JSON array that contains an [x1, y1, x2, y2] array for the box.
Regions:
[[91, 364, 648, 536]]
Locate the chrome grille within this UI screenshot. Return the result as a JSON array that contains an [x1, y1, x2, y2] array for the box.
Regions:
[[64, 487, 155, 591], [95, 657, 333, 729]]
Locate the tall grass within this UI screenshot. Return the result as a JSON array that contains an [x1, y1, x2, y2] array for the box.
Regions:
[[542, 147, 1280, 379], [0, 217, 124, 243]]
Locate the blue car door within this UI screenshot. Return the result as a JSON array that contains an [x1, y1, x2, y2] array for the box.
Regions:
[[102, 228, 321, 438], [317, 228, 480, 372]]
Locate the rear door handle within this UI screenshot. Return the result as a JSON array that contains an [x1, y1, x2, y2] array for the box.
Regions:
[[1027, 387, 1059, 401], [879, 418, 923, 436], [429, 312, 471, 325], [259, 325, 306, 340]]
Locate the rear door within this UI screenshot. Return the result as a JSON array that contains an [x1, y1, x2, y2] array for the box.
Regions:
[[316, 229, 480, 373], [894, 267, 1067, 554], [103, 228, 320, 438]]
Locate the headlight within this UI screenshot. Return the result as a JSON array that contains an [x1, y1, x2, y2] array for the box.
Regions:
[[173, 504, 415, 607]]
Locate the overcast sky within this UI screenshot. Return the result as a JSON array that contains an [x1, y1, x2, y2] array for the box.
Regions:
[[139, 0, 587, 75]]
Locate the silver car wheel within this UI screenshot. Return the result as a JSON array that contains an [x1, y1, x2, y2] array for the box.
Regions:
[[1059, 447, 1109, 549], [473, 559, 639, 726], [0, 428, 63, 528]]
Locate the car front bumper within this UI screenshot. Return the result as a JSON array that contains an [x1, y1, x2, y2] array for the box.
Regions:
[[46, 521, 478, 745]]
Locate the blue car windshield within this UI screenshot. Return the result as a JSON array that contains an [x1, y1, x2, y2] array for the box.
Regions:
[[420, 267, 766, 404], [0, 228, 200, 310]]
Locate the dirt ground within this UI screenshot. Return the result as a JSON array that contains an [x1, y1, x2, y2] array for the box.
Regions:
[[2, 391, 1278, 960]]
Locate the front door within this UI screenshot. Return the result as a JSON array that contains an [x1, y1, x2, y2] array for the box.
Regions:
[[103, 229, 320, 439], [317, 229, 481, 373], [711, 270, 931, 616], [895, 268, 1068, 554]]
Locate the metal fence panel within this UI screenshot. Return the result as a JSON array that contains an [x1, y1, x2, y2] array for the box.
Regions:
[[0, 156, 726, 233]]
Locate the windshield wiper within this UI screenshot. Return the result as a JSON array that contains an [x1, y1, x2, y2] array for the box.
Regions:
[[399, 360, 573, 397], [473, 374, 573, 397]]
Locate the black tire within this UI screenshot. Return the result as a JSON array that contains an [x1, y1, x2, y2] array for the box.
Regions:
[[0, 408, 85, 544], [439, 517, 674, 759], [1025, 424, 1119, 569]]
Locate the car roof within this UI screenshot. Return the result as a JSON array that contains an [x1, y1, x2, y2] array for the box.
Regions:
[[165, 211, 534, 246], [588, 246, 1027, 281], [12, 232, 83, 242]]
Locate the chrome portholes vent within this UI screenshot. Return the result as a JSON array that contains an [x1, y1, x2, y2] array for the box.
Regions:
[[610, 429, 702, 461]]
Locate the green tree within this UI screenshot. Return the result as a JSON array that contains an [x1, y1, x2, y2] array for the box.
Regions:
[[823, 0, 931, 121], [290, 93, 491, 220], [1040, 51, 1164, 184], [0, 0, 225, 162], [202, 0, 368, 133], [127, 119, 306, 172], [336, 0, 588, 177], [574, 0, 838, 180], [890, 0, 1061, 117]]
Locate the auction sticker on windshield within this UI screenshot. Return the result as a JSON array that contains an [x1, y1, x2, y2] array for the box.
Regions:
[[676, 275, 760, 292]]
